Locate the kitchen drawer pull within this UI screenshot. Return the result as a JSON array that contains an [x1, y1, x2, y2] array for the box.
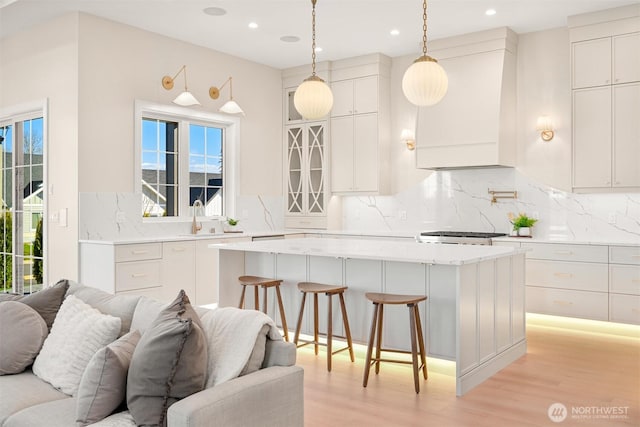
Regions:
[[632, 308, 639, 314], [552, 300, 573, 306], [632, 255, 640, 259], [172, 247, 186, 252], [130, 273, 148, 278], [553, 272, 573, 278], [632, 279, 640, 283], [131, 250, 149, 255], [554, 251, 573, 255]]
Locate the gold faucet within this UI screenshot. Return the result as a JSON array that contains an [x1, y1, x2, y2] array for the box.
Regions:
[[191, 199, 203, 234]]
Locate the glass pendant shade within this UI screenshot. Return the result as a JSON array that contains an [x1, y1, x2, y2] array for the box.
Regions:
[[402, 56, 448, 107], [173, 91, 201, 107], [294, 76, 334, 120], [219, 99, 245, 115]]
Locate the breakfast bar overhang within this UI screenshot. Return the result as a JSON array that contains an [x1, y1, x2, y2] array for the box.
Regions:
[[213, 237, 527, 396]]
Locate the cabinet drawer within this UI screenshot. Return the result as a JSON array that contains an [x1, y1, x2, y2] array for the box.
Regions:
[[115, 243, 162, 262], [115, 260, 162, 292], [610, 264, 640, 295], [521, 242, 608, 262], [526, 286, 608, 321], [284, 216, 327, 229], [527, 260, 608, 292], [609, 245, 640, 265], [609, 293, 640, 325]]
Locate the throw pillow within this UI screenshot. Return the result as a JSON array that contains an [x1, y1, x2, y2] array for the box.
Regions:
[[0, 279, 69, 329], [32, 295, 121, 396], [76, 330, 141, 426], [0, 301, 48, 375], [127, 290, 207, 427]]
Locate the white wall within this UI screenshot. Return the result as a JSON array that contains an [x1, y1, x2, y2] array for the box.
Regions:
[[0, 14, 80, 283]]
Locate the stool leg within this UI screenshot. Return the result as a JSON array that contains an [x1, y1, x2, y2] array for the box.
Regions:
[[374, 304, 384, 374], [338, 292, 354, 362], [363, 302, 379, 388], [262, 285, 268, 314], [313, 293, 319, 355], [254, 286, 260, 311], [238, 285, 246, 309], [414, 304, 428, 380], [327, 293, 333, 372], [294, 292, 307, 345], [408, 303, 420, 394], [275, 285, 289, 342]]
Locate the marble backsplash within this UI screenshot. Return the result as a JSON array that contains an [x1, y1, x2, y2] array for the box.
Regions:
[[340, 168, 640, 243]]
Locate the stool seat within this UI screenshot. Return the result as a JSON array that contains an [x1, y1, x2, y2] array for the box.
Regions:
[[298, 282, 348, 294], [365, 292, 427, 305], [363, 292, 428, 393], [294, 282, 354, 371], [238, 275, 288, 341]]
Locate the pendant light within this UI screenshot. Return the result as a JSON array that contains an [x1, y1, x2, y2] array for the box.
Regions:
[[402, 0, 448, 106], [294, 0, 333, 120]]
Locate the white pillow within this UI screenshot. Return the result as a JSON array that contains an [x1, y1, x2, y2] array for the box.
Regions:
[[33, 295, 121, 396]]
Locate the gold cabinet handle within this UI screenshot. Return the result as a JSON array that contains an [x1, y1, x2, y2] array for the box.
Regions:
[[554, 251, 573, 255], [553, 300, 573, 306], [130, 273, 147, 278], [131, 250, 149, 255], [553, 272, 573, 278]]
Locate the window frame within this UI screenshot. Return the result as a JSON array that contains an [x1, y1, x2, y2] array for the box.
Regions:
[[134, 100, 239, 221]]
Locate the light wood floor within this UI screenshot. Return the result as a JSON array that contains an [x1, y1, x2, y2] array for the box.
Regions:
[[299, 317, 640, 426]]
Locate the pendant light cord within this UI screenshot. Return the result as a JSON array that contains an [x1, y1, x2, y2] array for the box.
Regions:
[[422, 0, 428, 56], [311, 0, 317, 76]]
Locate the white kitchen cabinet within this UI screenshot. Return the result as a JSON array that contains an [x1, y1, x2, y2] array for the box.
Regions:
[[331, 76, 378, 117], [284, 122, 328, 229], [331, 113, 379, 192], [609, 245, 640, 324], [162, 241, 196, 302], [527, 286, 609, 321], [612, 83, 640, 187], [609, 293, 640, 324], [572, 38, 612, 89], [613, 32, 640, 84], [527, 260, 608, 292]]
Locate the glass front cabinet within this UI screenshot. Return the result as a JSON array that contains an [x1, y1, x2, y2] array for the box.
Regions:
[[284, 122, 328, 229]]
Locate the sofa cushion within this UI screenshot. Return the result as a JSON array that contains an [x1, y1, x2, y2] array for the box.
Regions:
[[0, 279, 69, 329], [0, 369, 70, 425], [76, 330, 141, 426], [3, 396, 77, 427], [86, 411, 136, 426], [33, 295, 121, 396], [127, 290, 207, 427], [129, 296, 166, 334], [67, 280, 141, 337], [0, 301, 48, 375]]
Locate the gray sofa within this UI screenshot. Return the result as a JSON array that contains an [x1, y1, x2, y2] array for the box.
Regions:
[[0, 281, 304, 427]]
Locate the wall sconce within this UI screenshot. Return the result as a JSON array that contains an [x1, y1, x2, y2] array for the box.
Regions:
[[536, 116, 554, 142], [401, 129, 416, 150], [209, 77, 245, 115], [162, 65, 201, 106]]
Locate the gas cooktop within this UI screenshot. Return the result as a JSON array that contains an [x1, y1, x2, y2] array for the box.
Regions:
[[416, 231, 507, 245]]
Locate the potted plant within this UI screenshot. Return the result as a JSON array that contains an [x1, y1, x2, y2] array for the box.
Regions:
[[224, 217, 241, 233], [508, 212, 538, 237]]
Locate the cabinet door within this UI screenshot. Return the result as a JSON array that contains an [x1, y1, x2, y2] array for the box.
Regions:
[[331, 80, 354, 117], [572, 38, 611, 89], [353, 113, 378, 192], [306, 124, 326, 214], [573, 87, 612, 188], [286, 126, 304, 214], [162, 241, 196, 302], [613, 83, 640, 187], [353, 76, 378, 114], [613, 33, 640, 84], [330, 116, 355, 192]]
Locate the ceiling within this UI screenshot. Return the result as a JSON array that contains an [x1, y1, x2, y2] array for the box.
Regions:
[[1, 0, 639, 69]]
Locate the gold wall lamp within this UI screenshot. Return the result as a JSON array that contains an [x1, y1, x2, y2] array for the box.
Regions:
[[536, 115, 554, 142], [162, 65, 201, 106], [401, 129, 416, 150], [209, 76, 245, 115]]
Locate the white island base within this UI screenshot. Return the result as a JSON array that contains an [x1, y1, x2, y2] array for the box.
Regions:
[[214, 238, 527, 396]]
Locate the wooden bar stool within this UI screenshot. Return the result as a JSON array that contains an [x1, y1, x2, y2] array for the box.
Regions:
[[293, 282, 355, 371], [238, 275, 289, 342], [362, 292, 428, 394]]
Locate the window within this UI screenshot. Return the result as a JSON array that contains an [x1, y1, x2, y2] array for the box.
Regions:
[[136, 101, 238, 220], [0, 101, 47, 295]]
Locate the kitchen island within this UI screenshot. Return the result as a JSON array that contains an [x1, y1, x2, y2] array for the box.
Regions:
[[214, 237, 526, 396]]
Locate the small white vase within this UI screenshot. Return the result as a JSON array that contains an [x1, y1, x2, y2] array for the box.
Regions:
[[517, 227, 531, 237]]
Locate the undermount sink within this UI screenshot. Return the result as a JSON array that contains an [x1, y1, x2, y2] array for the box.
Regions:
[[177, 233, 225, 239]]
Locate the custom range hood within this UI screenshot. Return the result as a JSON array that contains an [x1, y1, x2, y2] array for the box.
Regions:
[[415, 27, 518, 170]]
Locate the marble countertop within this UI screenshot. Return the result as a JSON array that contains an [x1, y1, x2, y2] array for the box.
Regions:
[[78, 230, 295, 245], [492, 236, 640, 247], [212, 237, 526, 265]]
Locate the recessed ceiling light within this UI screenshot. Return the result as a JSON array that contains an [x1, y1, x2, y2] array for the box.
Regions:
[[248, 22, 258, 29], [203, 7, 226, 16], [485, 9, 497, 16], [314, 47, 323, 53], [390, 29, 400, 36], [280, 35, 300, 43]]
